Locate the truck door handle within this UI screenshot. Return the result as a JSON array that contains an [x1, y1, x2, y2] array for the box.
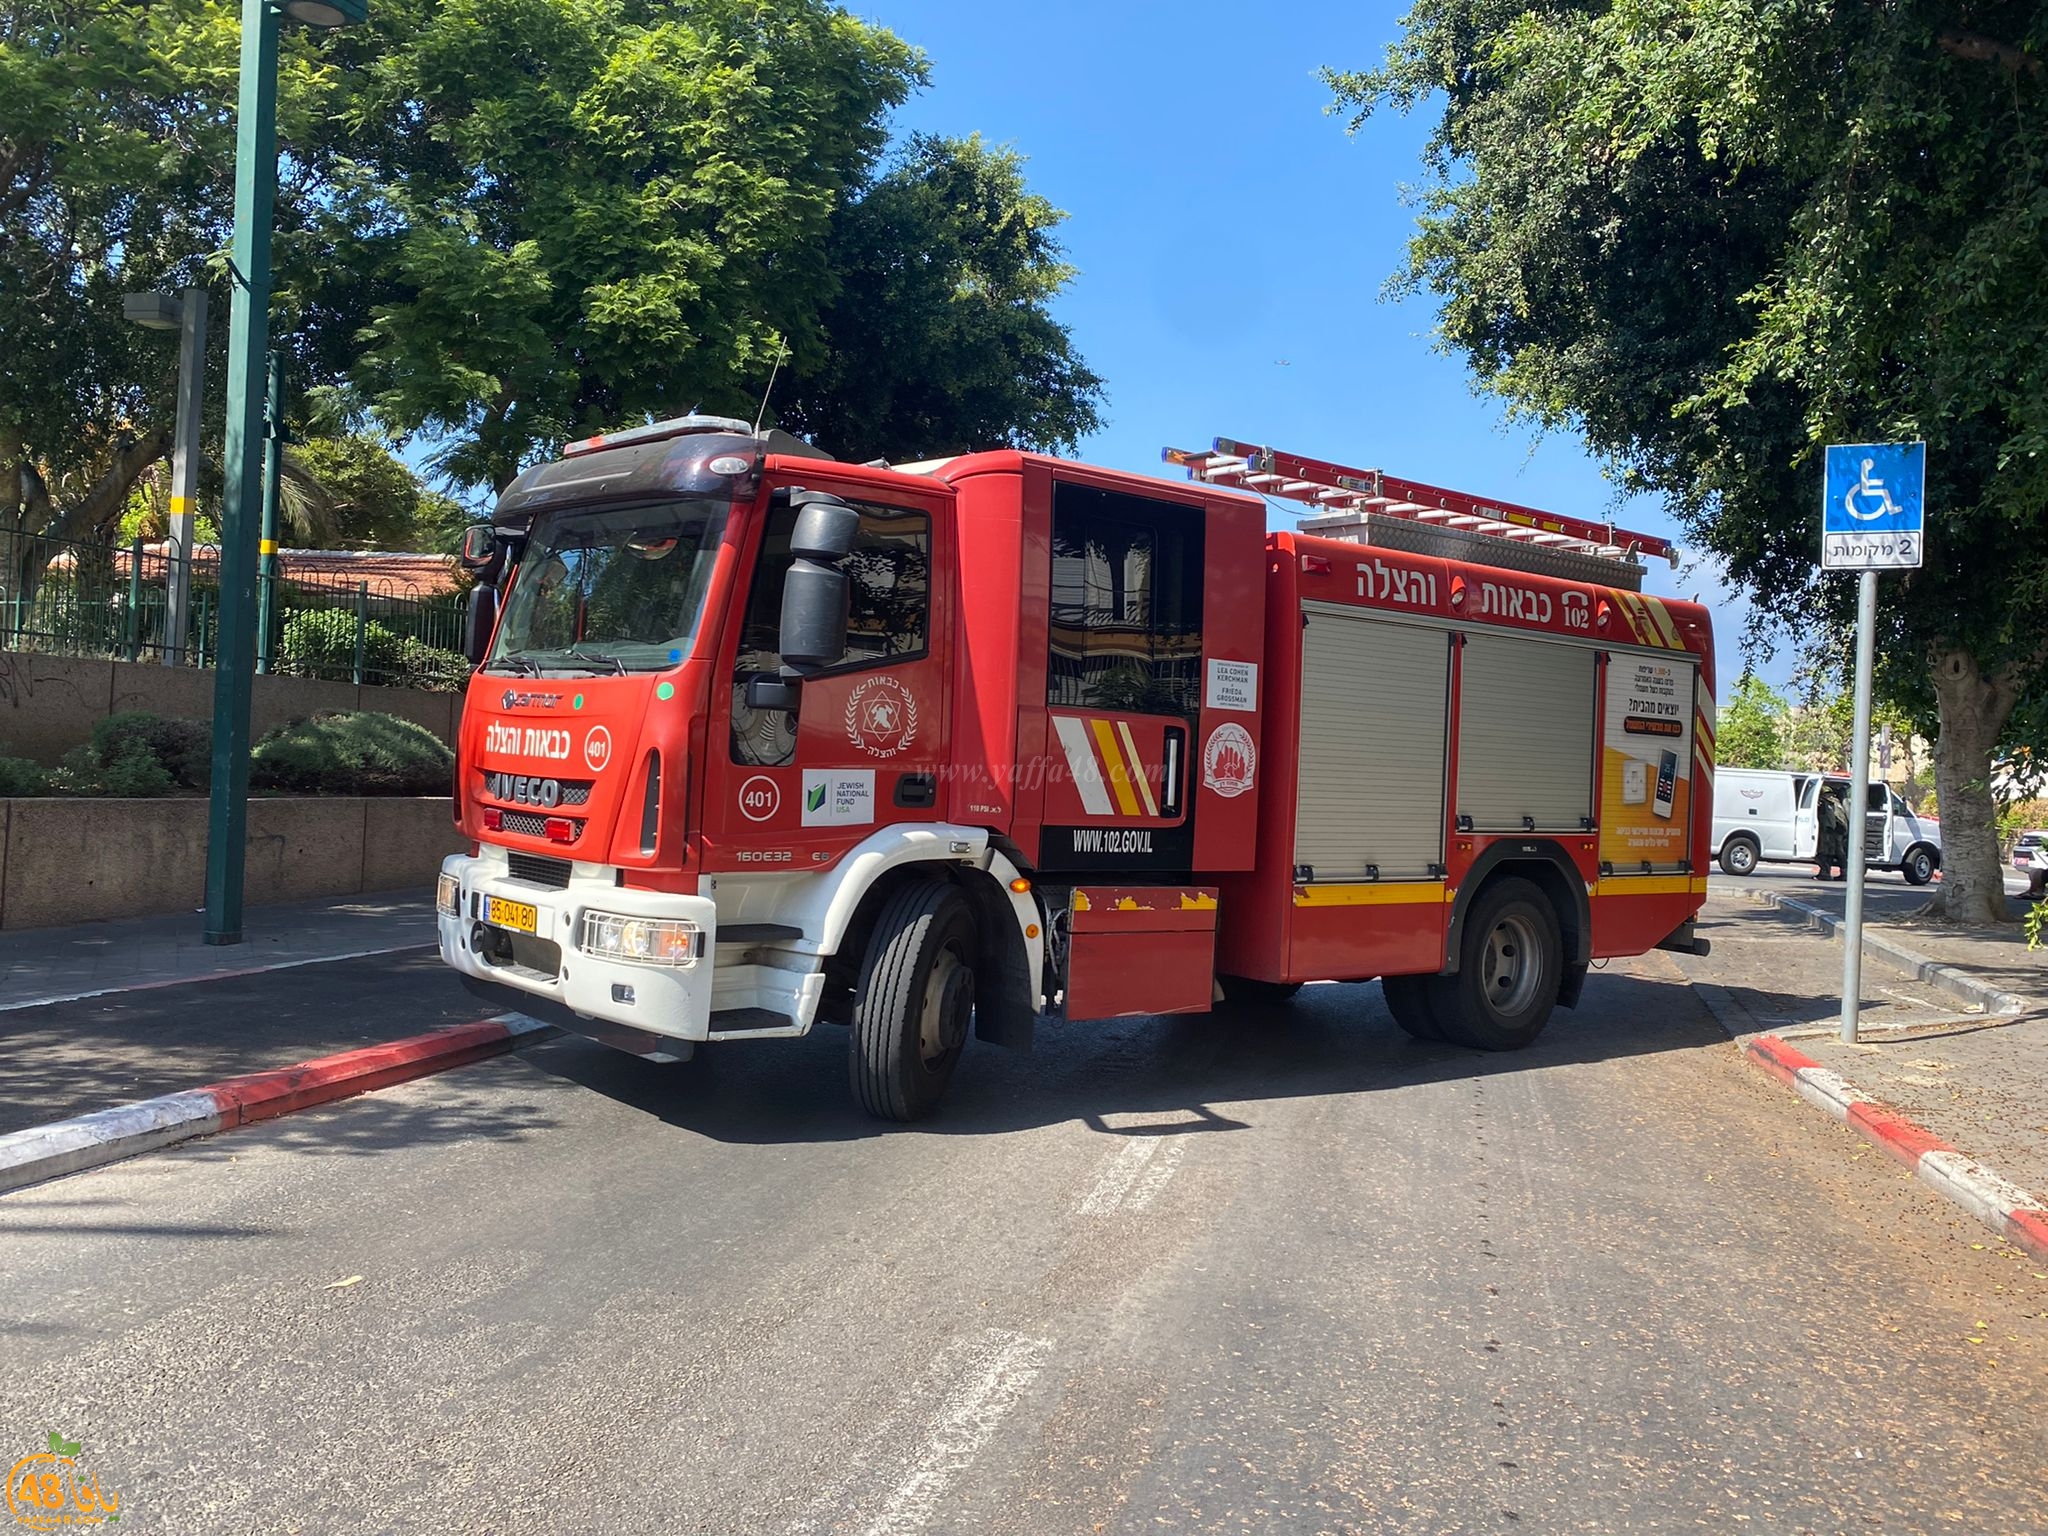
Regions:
[[893, 773, 937, 809]]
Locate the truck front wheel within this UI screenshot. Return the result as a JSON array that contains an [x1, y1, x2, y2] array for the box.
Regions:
[[851, 880, 977, 1121], [1429, 878, 1562, 1051]]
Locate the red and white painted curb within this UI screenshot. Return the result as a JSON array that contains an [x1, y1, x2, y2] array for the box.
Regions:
[[1746, 1034, 2048, 1260], [0, 1014, 553, 1195]]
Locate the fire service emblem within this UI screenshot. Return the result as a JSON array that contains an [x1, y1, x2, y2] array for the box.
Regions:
[[844, 676, 919, 759], [1202, 722, 1257, 799]]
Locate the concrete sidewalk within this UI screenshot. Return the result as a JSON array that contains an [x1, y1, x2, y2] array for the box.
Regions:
[[1683, 882, 2048, 1204], [0, 893, 482, 1138], [0, 890, 438, 1010], [1721, 864, 2045, 1012]]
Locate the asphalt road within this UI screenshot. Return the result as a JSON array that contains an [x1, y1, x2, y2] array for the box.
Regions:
[[2, 942, 2045, 1533]]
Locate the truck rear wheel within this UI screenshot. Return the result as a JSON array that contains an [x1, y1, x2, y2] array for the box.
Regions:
[[1429, 878, 1562, 1051], [1902, 845, 1936, 886], [1381, 974, 1444, 1042], [851, 880, 976, 1121]]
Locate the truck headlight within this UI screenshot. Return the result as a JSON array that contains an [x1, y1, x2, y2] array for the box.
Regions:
[[580, 911, 703, 967], [436, 872, 461, 916]]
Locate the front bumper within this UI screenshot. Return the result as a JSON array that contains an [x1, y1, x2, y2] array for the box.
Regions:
[[437, 850, 717, 1052]]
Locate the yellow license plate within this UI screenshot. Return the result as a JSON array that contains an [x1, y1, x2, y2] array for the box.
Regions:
[[486, 897, 538, 934]]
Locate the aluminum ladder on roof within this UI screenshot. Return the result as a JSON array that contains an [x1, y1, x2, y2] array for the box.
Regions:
[[1163, 436, 1678, 591]]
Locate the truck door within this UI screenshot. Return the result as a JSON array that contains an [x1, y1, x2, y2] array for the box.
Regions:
[[701, 486, 950, 869], [1035, 482, 1206, 874], [1793, 777, 1819, 858]]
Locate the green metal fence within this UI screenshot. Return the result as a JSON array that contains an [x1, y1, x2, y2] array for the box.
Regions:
[[0, 533, 469, 690]]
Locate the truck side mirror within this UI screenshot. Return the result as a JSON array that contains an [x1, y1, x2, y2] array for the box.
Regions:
[[776, 490, 858, 672], [458, 523, 505, 582], [787, 491, 860, 561], [463, 583, 499, 664], [778, 562, 850, 671]]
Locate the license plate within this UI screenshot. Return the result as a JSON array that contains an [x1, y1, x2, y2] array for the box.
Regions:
[[486, 897, 538, 934]]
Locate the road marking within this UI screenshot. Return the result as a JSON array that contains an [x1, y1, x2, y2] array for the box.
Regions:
[[0, 942, 434, 1013], [1077, 1134, 1188, 1215], [859, 1329, 1050, 1536], [1126, 1137, 1187, 1211], [1078, 1137, 1156, 1214]]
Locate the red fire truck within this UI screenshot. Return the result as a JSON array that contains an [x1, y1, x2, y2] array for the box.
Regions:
[[439, 421, 1715, 1118]]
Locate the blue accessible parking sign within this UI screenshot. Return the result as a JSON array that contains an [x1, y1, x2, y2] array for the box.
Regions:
[[1822, 441, 1925, 569]]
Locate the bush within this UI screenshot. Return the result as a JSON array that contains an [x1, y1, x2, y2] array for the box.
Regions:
[[90, 712, 210, 790], [51, 740, 176, 797], [276, 608, 404, 683], [275, 608, 468, 690], [0, 756, 48, 796], [39, 710, 208, 797], [391, 635, 470, 690], [250, 710, 454, 796]]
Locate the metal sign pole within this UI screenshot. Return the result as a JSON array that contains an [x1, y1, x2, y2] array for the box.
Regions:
[[1840, 569, 1878, 1043], [1819, 439, 1925, 1045]]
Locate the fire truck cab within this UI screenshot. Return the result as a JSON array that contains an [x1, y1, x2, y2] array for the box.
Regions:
[[438, 419, 1714, 1119]]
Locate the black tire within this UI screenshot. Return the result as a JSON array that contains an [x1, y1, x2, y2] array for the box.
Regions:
[[1220, 976, 1303, 1006], [1902, 846, 1936, 886], [1426, 877, 1563, 1051], [851, 880, 976, 1121], [1381, 974, 1444, 1042], [1718, 835, 1760, 877]]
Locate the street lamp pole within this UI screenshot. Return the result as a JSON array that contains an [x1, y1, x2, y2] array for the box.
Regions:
[[120, 287, 209, 665], [203, 0, 364, 946], [255, 350, 284, 675], [165, 289, 209, 666]]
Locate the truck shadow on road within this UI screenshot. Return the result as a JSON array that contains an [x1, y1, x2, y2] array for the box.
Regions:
[[512, 964, 1732, 1147]]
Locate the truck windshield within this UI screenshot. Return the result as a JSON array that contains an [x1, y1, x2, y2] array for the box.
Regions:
[[489, 499, 727, 674]]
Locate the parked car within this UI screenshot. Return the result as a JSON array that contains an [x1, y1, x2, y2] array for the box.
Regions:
[[1712, 768, 1943, 883], [2014, 829, 2048, 899]]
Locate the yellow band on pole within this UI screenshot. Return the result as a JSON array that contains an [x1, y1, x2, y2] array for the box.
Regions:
[[168, 496, 193, 515], [258, 539, 278, 555]]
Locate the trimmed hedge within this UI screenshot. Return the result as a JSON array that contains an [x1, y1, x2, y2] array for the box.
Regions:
[[250, 710, 454, 796], [0, 756, 48, 796], [276, 609, 468, 690], [42, 711, 211, 797]]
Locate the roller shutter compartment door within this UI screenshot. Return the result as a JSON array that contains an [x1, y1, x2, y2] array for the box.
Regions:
[[1457, 633, 1595, 832], [1294, 609, 1449, 881]]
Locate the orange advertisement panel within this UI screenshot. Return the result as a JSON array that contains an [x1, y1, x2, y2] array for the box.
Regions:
[[1599, 655, 1695, 869]]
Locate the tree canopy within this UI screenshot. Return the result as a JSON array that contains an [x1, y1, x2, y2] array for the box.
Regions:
[[1330, 0, 2048, 921], [2, 0, 1107, 547], [773, 133, 1105, 462], [1717, 676, 1787, 771]]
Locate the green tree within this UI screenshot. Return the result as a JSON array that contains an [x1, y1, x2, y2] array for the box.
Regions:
[[0, 0, 229, 555], [285, 435, 468, 552], [312, 0, 923, 491], [774, 134, 1105, 461], [6, 0, 1106, 578], [1718, 675, 1787, 770], [1330, 0, 2048, 924]]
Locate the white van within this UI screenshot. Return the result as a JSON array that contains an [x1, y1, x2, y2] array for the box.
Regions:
[[1712, 769, 1943, 884]]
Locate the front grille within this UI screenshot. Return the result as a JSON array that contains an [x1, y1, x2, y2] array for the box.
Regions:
[[497, 809, 584, 844], [478, 773, 594, 808], [505, 852, 572, 889]]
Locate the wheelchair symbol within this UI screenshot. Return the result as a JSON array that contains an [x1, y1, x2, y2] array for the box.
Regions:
[[1844, 457, 1901, 522]]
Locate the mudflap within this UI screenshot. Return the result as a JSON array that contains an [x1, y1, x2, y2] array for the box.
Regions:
[[1061, 886, 1220, 1020]]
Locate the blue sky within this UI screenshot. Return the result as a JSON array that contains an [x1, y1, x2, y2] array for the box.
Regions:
[[861, 0, 1795, 685]]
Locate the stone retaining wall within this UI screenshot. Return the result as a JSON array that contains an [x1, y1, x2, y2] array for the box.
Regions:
[[0, 650, 464, 767], [0, 797, 464, 930]]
